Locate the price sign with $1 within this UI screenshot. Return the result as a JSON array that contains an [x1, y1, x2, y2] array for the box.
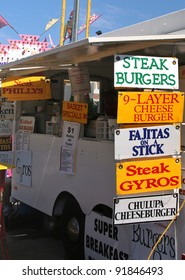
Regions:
[[62, 121, 80, 149]]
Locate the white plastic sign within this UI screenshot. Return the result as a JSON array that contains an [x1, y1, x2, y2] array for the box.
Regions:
[[114, 193, 178, 225], [15, 151, 32, 187], [114, 55, 179, 89], [114, 124, 180, 160]]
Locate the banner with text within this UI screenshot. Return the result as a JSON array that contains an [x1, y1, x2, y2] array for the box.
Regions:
[[60, 121, 80, 175], [15, 150, 32, 187]]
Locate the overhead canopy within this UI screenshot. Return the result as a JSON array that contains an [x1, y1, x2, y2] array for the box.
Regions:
[[1, 9, 185, 79]]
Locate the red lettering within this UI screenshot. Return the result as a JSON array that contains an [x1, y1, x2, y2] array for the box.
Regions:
[[119, 176, 179, 193]]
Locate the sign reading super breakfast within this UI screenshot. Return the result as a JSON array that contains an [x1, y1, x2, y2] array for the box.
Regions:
[[114, 55, 179, 89]]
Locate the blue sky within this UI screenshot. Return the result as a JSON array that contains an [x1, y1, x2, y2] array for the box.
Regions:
[[1, 0, 185, 46]]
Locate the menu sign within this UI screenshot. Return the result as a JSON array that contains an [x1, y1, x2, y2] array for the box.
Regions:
[[116, 157, 181, 195], [114, 193, 178, 225], [117, 91, 184, 123], [114, 55, 179, 89], [62, 101, 88, 124], [114, 124, 180, 160]]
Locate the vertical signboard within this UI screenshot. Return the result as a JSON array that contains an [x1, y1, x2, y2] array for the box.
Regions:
[[60, 121, 80, 175], [15, 151, 32, 187]]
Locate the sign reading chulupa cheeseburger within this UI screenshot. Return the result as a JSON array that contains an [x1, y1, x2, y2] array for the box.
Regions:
[[114, 55, 179, 89], [113, 193, 178, 225], [116, 157, 181, 195]]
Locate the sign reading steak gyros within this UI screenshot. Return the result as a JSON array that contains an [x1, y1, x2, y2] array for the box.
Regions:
[[117, 91, 184, 123], [114, 124, 180, 160], [116, 157, 181, 195]]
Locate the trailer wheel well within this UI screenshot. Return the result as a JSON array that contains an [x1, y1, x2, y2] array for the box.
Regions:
[[93, 204, 113, 218], [53, 192, 80, 217]]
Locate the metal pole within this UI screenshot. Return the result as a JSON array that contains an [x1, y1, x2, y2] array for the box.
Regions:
[[71, 0, 80, 42], [60, 0, 66, 46], [85, 0, 91, 38]]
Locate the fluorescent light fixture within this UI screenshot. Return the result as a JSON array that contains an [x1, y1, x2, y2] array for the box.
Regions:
[[9, 66, 46, 71]]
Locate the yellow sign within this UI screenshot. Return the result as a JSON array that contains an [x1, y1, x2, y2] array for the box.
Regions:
[[62, 101, 88, 124], [0, 136, 12, 151], [117, 91, 184, 123], [0, 164, 15, 170], [116, 157, 181, 195], [2, 76, 51, 101]]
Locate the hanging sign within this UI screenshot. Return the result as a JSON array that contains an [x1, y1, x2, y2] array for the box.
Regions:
[[68, 67, 91, 96], [0, 104, 14, 120], [0, 151, 13, 167], [15, 150, 32, 187], [117, 91, 184, 123], [116, 157, 181, 195], [60, 121, 80, 175], [0, 120, 13, 136], [0, 135, 13, 166], [62, 101, 88, 124], [18, 116, 35, 132], [2, 76, 51, 101], [115, 124, 180, 160], [114, 55, 179, 89], [114, 193, 178, 225], [16, 116, 35, 151]]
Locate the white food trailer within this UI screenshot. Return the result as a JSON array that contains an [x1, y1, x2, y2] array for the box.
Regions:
[[1, 9, 185, 260]]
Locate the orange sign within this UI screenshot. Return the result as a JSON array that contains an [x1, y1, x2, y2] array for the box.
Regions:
[[117, 91, 184, 123], [116, 157, 181, 195], [2, 76, 51, 101], [62, 101, 88, 124]]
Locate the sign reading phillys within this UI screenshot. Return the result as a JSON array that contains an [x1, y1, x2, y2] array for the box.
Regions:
[[114, 55, 179, 89], [2, 76, 51, 101], [114, 124, 180, 160], [117, 91, 184, 123], [116, 157, 181, 195]]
